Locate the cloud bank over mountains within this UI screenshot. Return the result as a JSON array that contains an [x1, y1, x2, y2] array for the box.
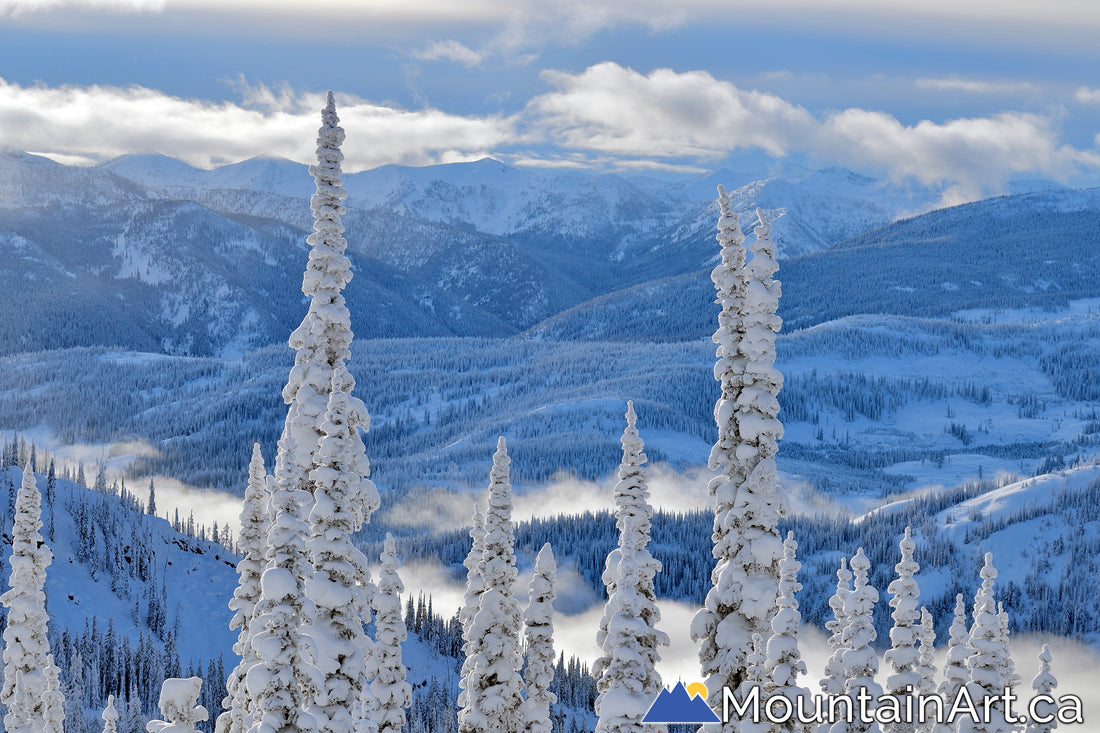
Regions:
[[3, 64, 1096, 200]]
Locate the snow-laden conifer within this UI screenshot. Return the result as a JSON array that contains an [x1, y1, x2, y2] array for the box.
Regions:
[[594, 403, 668, 733], [935, 594, 970, 733], [102, 695, 119, 733], [308, 368, 380, 733], [459, 437, 524, 733], [820, 557, 852, 696], [916, 607, 936, 696], [2, 463, 59, 733], [958, 554, 1012, 733], [996, 602, 1019, 689], [830, 548, 881, 733], [281, 91, 365, 477], [245, 435, 321, 733], [458, 504, 486, 711], [42, 656, 64, 733], [1025, 645, 1057, 733], [764, 531, 809, 731], [523, 543, 558, 733], [738, 635, 769, 733], [884, 527, 922, 731], [220, 444, 271, 733], [147, 678, 209, 733], [692, 196, 785, 721], [372, 534, 411, 733]]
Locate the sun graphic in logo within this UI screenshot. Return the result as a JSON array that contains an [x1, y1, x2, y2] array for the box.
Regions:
[[686, 682, 708, 700]]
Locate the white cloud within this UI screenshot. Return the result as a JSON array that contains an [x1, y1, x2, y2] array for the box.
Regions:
[[1074, 86, 1100, 105], [0, 77, 517, 171], [412, 40, 487, 67], [915, 77, 1038, 95], [531, 62, 816, 159], [529, 63, 1100, 195], [0, 0, 163, 14]]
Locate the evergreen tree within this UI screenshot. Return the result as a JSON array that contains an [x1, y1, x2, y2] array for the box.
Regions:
[[147, 478, 157, 516], [458, 438, 524, 733], [1025, 645, 1057, 733], [308, 369, 380, 733], [820, 557, 852, 696], [692, 197, 785, 723], [244, 435, 321, 733], [959, 554, 1012, 733], [1, 463, 61, 733], [830, 548, 881, 733], [916, 608, 936, 695], [102, 695, 119, 733], [64, 652, 88, 733], [280, 90, 362, 478], [594, 403, 667, 733], [523, 544, 557, 733], [219, 444, 271, 733], [457, 504, 486, 712], [46, 459, 55, 542], [42, 656, 65, 733], [884, 527, 922, 732], [936, 593, 970, 733], [764, 532, 809, 731], [148, 678, 209, 733], [372, 534, 411, 733]]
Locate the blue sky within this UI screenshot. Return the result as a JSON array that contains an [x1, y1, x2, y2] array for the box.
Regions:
[[4, 0, 1100, 199]]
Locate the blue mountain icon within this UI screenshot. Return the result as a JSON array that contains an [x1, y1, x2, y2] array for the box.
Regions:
[[642, 681, 721, 724]]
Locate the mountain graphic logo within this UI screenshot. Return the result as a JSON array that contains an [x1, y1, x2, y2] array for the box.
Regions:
[[642, 681, 720, 724]]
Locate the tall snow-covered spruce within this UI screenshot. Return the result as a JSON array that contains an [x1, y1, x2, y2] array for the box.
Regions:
[[523, 543, 558, 733], [309, 367, 381, 733], [458, 504, 486, 712], [245, 434, 321, 733], [2, 462, 63, 733], [883, 527, 922, 733], [692, 195, 785, 724], [764, 532, 809, 732], [372, 534, 411, 733], [459, 437, 525, 733], [594, 402, 668, 733], [830, 548, 882, 733], [219, 443, 271, 733]]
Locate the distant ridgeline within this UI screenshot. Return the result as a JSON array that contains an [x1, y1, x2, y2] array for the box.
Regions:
[[0, 93, 1094, 733]]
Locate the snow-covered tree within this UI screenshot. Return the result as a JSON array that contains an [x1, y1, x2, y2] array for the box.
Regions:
[[1025, 645, 1057, 733], [936, 594, 970, 733], [959, 554, 1012, 733], [692, 197, 785, 721], [42, 656, 64, 733], [594, 403, 668, 733], [458, 504, 486, 711], [219, 443, 271, 733], [820, 557, 852, 696], [996, 602, 1019, 689], [884, 527, 922, 731], [2, 463, 60, 733], [102, 695, 119, 733], [830, 548, 881, 733], [459, 437, 525, 733], [281, 90, 364, 477], [916, 607, 936, 696], [63, 652, 87, 733], [245, 434, 321, 733], [308, 369, 380, 733], [736, 635, 769, 733], [372, 534, 411, 733], [523, 543, 557, 733], [147, 678, 209, 733], [764, 531, 809, 732]]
